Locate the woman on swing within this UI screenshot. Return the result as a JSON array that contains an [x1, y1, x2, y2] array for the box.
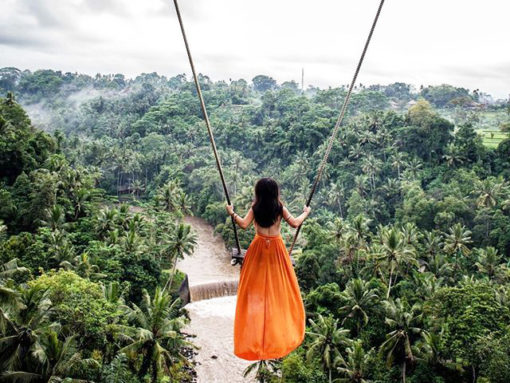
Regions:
[[226, 177, 310, 360]]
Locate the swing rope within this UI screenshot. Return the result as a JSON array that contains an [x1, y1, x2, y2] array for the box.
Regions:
[[172, 0, 242, 255], [172, 0, 385, 259], [288, 0, 385, 256]]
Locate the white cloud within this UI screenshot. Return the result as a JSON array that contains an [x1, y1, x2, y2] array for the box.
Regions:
[[1, 0, 509, 98]]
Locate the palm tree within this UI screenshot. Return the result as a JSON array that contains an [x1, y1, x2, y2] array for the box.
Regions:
[[175, 191, 193, 216], [406, 157, 422, 179], [0, 285, 53, 373], [391, 152, 407, 179], [442, 143, 465, 167], [156, 180, 181, 213], [72, 187, 92, 220], [422, 231, 443, 261], [474, 177, 506, 208], [354, 175, 369, 197], [350, 215, 371, 248], [401, 223, 420, 247], [121, 222, 146, 258], [102, 281, 126, 307], [38, 331, 100, 382], [361, 154, 382, 191], [156, 180, 191, 218], [60, 252, 105, 280], [120, 287, 191, 382], [337, 232, 361, 266], [130, 179, 144, 199], [95, 207, 118, 239], [443, 223, 472, 272], [2, 330, 99, 382], [242, 359, 281, 383], [382, 178, 401, 200], [414, 326, 461, 375], [42, 205, 66, 231], [339, 278, 378, 335], [235, 184, 257, 212], [336, 340, 372, 383], [378, 227, 417, 298], [475, 247, 502, 280], [380, 299, 424, 383], [410, 272, 443, 300], [117, 204, 131, 228], [306, 314, 351, 383], [349, 143, 364, 160], [0, 259, 26, 307], [163, 223, 197, 293], [328, 182, 346, 218], [474, 178, 508, 239], [425, 253, 453, 281], [47, 230, 75, 266], [328, 217, 347, 244]]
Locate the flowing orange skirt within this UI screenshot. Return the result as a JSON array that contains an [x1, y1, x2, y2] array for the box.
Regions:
[[234, 233, 305, 360]]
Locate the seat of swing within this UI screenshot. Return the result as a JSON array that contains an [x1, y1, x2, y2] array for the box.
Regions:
[[231, 248, 296, 266], [231, 248, 247, 265]]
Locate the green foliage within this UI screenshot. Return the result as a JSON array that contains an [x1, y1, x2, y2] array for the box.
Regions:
[[429, 280, 510, 369], [101, 353, 140, 383], [402, 99, 454, 163], [282, 351, 326, 382], [252, 75, 277, 92], [2, 70, 510, 382], [420, 84, 473, 109], [0, 98, 56, 185], [474, 330, 510, 383], [29, 270, 119, 351]]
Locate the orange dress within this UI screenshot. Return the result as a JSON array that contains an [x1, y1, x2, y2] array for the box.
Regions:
[[234, 232, 306, 360]]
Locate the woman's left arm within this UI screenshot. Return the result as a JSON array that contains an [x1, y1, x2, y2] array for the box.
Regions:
[[226, 205, 254, 230]]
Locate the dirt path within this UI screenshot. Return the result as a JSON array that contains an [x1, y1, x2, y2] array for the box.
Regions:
[[178, 216, 255, 383], [178, 216, 239, 284]]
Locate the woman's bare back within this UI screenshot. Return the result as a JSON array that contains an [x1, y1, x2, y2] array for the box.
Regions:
[[226, 204, 310, 232], [254, 216, 283, 236]]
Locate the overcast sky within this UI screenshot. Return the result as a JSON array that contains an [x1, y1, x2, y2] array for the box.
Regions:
[[1, 0, 509, 99]]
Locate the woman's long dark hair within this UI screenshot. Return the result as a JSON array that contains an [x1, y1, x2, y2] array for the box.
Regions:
[[252, 178, 283, 228]]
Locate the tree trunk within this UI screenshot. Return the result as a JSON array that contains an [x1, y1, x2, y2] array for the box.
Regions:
[[152, 359, 158, 383], [472, 365, 476, 383], [328, 368, 332, 383], [387, 267, 394, 299], [402, 360, 406, 383], [117, 170, 121, 197], [163, 254, 178, 293]]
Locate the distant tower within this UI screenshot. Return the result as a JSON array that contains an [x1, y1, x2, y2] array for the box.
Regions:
[[301, 68, 304, 94]]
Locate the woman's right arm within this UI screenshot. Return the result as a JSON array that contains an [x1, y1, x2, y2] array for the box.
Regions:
[[226, 205, 254, 230], [282, 206, 311, 228]]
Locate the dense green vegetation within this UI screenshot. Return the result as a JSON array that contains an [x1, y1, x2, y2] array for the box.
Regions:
[[1, 67, 510, 382], [0, 94, 198, 381]]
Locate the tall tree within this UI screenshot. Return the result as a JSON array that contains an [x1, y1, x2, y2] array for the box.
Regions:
[[306, 314, 351, 383], [163, 223, 197, 292], [380, 299, 424, 383], [120, 287, 191, 383]]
